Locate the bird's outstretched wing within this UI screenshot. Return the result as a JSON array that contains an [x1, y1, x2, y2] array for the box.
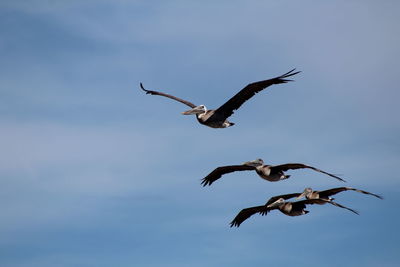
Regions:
[[319, 187, 383, 199], [201, 165, 256, 186], [265, 193, 302, 206], [327, 200, 359, 215], [140, 83, 196, 108], [298, 199, 359, 215], [230, 205, 273, 227], [270, 163, 346, 182], [210, 69, 300, 121]]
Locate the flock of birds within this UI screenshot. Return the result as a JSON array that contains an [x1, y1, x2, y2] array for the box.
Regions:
[[140, 69, 382, 227]]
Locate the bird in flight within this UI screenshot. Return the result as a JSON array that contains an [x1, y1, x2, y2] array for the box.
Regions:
[[201, 158, 345, 186], [230, 197, 358, 227], [140, 69, 300, 128]]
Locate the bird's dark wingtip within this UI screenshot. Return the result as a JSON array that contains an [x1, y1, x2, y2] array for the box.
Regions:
[[229, 222, 239, 228], [280, 79, 294, 83], [200, 178, 211, 187], [139, 82, 151, 94], [332, 174, 346, 182], [291, 71, 301, 76], [281, 68, 301, 78], [349, 208, 360, 215]]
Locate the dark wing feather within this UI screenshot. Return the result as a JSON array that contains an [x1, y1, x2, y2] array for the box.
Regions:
[[318, 187, 383, 199], [210, 69, 300, 121], [230, 205, 272, 227], [140, 83, 196, 108], [201, 165, 256, 186], [265, 193, 302, 206], [270, 163, 346, 182], [327, 200, 359, 215], [298, 199, 359, 215]]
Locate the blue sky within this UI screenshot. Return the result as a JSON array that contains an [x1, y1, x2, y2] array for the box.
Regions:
[[1, 0, 399, 266]]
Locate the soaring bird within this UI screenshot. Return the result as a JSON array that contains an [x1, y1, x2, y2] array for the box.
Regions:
[[230, 197, 358, 227], [140, 69, 300, 128], [201, 158, 345, 186]]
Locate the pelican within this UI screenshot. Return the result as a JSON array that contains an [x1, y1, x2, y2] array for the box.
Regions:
[[230, 197, 358, 227], [201, 158, 345, 186], [139, 69, 300, 128], [296, 187, 383, 201]]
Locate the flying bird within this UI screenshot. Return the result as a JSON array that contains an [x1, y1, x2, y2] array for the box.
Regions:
[[296, 187, 383, 201], [139, 69, 300, 128], [230, 197, 358, 227], [201, 158, 345, 186]]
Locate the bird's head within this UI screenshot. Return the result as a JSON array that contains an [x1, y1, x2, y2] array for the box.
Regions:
[[243, 158, 264, 167], [296, 187, 313, 200], [181, 105, 207, 115]]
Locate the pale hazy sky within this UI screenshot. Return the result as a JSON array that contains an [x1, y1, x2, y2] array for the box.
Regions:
[[1, 1, 399, 266]]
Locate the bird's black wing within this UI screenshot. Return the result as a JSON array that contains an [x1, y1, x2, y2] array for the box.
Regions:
[[319, 187, 383, 199], [201, 165, 256, 186], [265, 193, 302, 206], [297, 199, 359, 215], [210, 69, 300, 121], [230, 205, 272, 227], [270, 163, 346, 182], [327, 200, 359, 215], [140, 83, 196, 108]]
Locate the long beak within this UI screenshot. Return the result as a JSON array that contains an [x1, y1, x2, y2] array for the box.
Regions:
[[267, 202, 280, 209], [181, 107, 203, 115], [296, 192, 307, 200], [266, 200, 281, 208], [243, 160, 261, 167]]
